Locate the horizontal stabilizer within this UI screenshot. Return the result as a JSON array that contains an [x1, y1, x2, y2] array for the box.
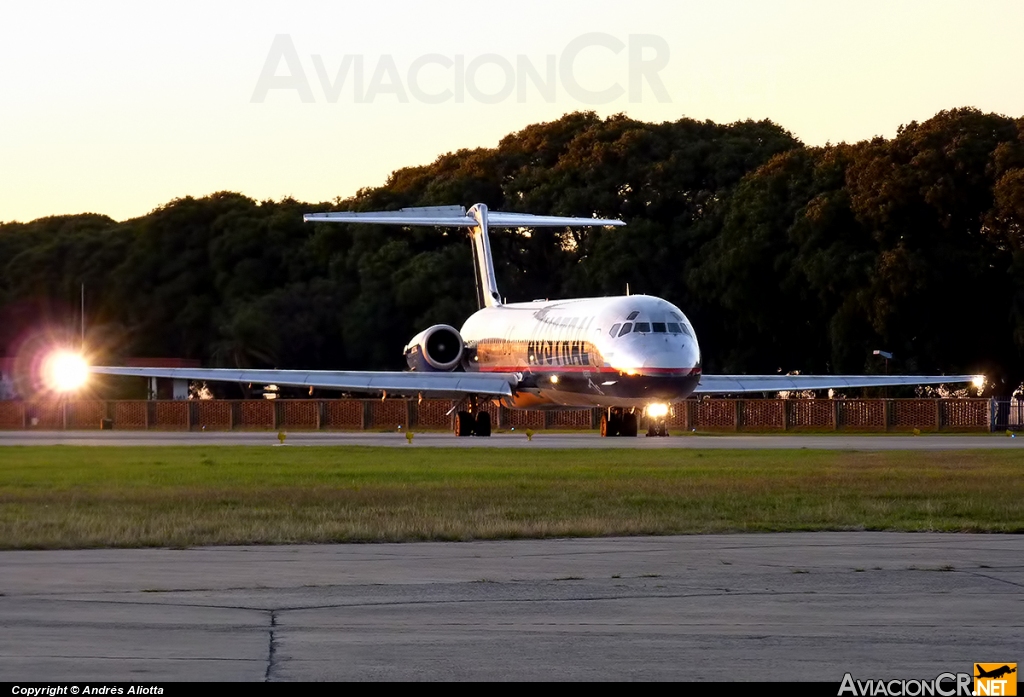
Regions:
[[90, 366, 518, 398], [487, 212, 625, 228], [694, 374, 982, 394], [304, 205, 624, 228], [304, 206, 476, 226]]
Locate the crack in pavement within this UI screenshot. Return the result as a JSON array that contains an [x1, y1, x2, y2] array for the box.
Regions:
[[971, 572, 1024, 589], [9, 586, 1010, 620], [264, 609, 277, 683]]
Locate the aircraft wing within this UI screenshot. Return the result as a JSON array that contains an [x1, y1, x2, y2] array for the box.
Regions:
[[89, 366, 518, 398], [693, 374, 981, 394]]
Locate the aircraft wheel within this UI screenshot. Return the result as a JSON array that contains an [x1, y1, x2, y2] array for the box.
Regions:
[[601, 412, 621, 437], [455, 411, 475, 437], [622, 412, 639, 437], [475, 411, 492, 437]]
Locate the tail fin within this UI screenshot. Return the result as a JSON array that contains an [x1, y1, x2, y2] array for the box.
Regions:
[[467, 204, 501, 308]]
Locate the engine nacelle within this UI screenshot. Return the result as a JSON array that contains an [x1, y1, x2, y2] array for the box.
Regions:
[[403, 324, 465, 372]]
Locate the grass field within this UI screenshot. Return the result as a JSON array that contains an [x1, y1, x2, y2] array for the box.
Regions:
[[0, 446, 1021, 548]]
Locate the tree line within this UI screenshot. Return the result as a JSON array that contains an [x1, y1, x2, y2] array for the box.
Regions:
[[2, 108, 1023, 395]]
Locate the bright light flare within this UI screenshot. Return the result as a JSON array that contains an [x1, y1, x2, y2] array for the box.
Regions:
[[972, 375, 985, 390], [647, 402, 669, 419], [44, 351, 89, 392]]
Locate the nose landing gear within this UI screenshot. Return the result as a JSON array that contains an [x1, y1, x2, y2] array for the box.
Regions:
[[599, 407, 670, 437], [646, 419, 669, 437]]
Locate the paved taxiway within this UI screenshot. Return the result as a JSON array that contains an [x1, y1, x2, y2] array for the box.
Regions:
[[1, 534, 1021, 681], [3, 430, 1024, 448]]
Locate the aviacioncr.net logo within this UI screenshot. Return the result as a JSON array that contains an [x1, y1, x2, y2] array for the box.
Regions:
[[250, 33, 672, 105], [839, 673, 973, 696], [974, 664, 1017, 696]]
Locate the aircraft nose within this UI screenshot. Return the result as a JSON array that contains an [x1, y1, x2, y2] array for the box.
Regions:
[[641, 347, 700, 376]]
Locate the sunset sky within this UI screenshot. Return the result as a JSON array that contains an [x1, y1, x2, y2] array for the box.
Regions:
[[2, 0, 1022, 223]]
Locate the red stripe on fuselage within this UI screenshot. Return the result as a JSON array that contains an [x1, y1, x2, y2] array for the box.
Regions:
[[475, 365, 700, 377], [635, 367, 701, 377]]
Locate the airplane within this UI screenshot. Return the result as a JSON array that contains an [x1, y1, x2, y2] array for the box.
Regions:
[[975, 665, 1016, 680], [86, 203, 983, 437]]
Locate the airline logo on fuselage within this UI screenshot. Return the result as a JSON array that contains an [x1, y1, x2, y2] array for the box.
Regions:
[[527, 339, 591, 367]]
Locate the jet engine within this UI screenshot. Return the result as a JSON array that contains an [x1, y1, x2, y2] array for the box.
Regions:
[[403, 324, 465, 371]]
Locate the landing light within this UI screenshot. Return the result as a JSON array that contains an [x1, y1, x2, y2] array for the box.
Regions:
[[44, 351, 89, 392], [647, 403, 669, 419], [972, 375, 985, 390]]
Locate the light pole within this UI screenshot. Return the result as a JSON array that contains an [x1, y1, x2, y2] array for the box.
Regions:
[[873, 350, 893, 375], [873, 350, 893, 398]]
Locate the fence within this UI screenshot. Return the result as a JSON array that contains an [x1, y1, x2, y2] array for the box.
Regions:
[[0, 398, 997, 432], [990, 399, 1024, 431]]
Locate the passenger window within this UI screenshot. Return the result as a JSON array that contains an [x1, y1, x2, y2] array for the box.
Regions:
[[634, 322, 651, 333], [618, 323, 633, 337], [609, 323, 621, 338], [667, 323, 682, 334], [653, 323, 667, 333], [626, 311, 640, 320]]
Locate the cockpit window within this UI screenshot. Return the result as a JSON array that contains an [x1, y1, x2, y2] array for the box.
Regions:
[[634, 322, 651, 333], [667, 323, 683, 334], [626, 311, 640, 320], [653, 322, 667, 333], [617, 323, 633, 337], [609, 323, 621, 338]]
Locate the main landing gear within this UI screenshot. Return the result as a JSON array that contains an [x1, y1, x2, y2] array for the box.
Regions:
[[454, 397, 491, 437], [600, 407, 638, 437]]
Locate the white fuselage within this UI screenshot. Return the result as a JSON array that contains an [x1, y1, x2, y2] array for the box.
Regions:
[[459, 294, 702, 408]]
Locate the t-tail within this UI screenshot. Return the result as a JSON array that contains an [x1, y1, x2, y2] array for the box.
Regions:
[[303, 203, 626, 308], [467, 204, 501, 308]]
